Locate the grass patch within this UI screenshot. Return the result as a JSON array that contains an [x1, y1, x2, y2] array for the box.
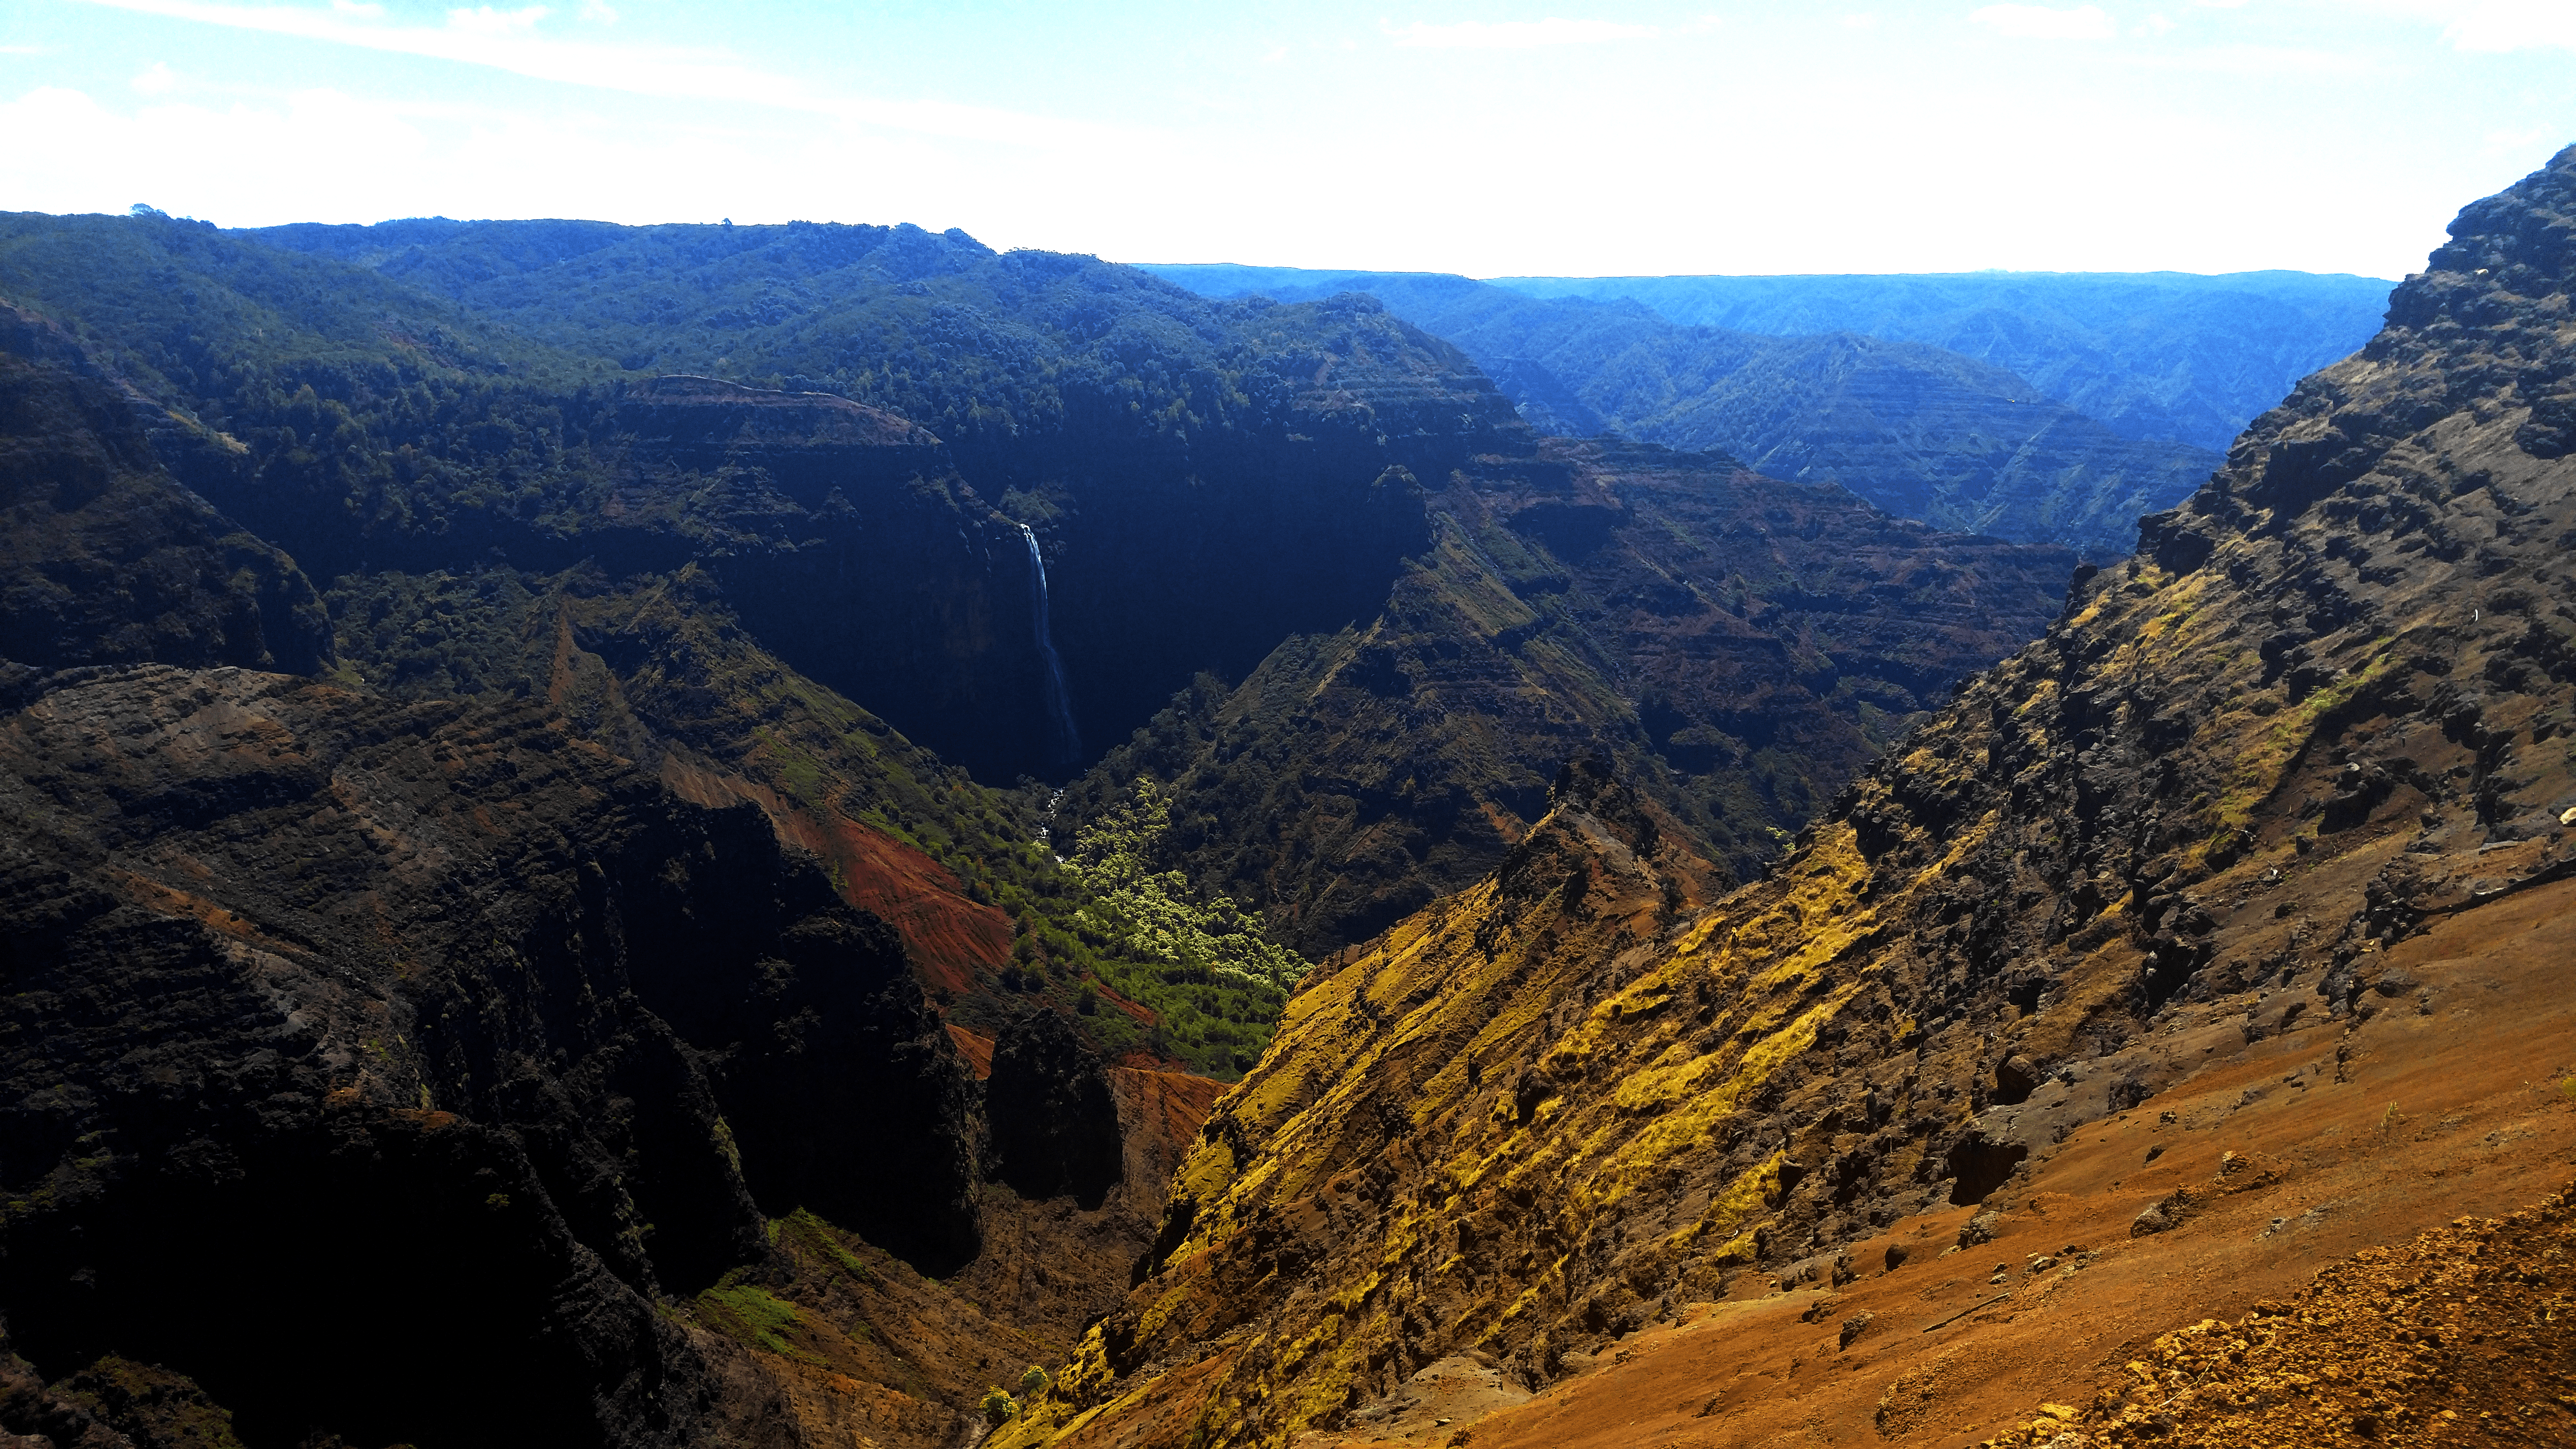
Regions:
[[777, 1208, 876, 1283], [695, 1278, 826, 1365], [2211, 643, 2398, 833]]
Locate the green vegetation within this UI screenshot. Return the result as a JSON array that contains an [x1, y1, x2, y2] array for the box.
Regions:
[[961, 773, 1308, 1078], [0, 211, 627, 578], [695, 1278, 821, 1364], [62, 1355, 248, 1449], [981, 1386, 1022, 1424], [1068, 778, 1308, 994], [778, 1208, 877, 1283]]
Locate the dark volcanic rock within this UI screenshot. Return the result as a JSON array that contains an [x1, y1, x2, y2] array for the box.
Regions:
[[0, 339, 330, 696], [0, 666, 979, 1448], [987, 1008, 1124, 1209]]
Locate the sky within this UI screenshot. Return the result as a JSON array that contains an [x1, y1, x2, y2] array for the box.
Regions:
[[2, 1, 2573, 279]]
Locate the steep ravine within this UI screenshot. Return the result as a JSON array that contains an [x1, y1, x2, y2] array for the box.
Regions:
[[999, 146, 2576, 1449], [0, 335, 1244, 1449]]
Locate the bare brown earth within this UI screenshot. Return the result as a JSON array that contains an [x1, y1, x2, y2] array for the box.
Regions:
[[1304, 874, 2576, 1449], [660, 750, 1016, 1000]]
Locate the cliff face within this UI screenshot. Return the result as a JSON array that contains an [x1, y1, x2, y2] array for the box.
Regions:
[[0, 338, 331, 697], [598, 373, 1062, 782], [0, 665, 976, 1448], [1004, 149, 2576, 1449]]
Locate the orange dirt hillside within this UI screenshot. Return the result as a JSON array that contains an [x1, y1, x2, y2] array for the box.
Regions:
[[1341, 873, 2576, 1449], [660, 753, 1013, 998]]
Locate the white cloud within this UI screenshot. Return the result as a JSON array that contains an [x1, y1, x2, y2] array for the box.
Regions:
[[2138, 42, 2381, 75], [1, 84, 431, 222], [130, 60, 180, 93], [1383, 17, 1660, 48], [1968, 4, 2119, 39], [0, 79, 1199, 258], [445, 5, 547, 38], [326, 0, 381, 14], [63, 0, 1162, 152], [2441, 1, 2576, 52], [1840, 13, 1881, 30], [578, 0, 616, 21], [2343, 0, 2576, 52]]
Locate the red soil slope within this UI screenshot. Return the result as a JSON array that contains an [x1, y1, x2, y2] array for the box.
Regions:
[[660, 753, 1014, 998]]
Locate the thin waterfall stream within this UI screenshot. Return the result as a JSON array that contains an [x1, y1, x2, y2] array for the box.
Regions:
[[1018, 523, 1081, 769]]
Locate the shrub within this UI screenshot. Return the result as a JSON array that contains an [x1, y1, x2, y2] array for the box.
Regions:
[[980, 1387, 1020, 1424]]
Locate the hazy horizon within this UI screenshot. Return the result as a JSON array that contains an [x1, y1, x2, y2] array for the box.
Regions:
[[6, 1, 2573, 278]]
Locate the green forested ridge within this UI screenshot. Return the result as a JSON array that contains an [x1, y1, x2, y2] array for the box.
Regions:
[[249, 216, 1337, 479], [0, 210, 631, 578]]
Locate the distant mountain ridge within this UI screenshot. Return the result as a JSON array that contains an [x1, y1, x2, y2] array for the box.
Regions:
[[1143, 265, 2390, 456], [1490, 269, 2393, 453], [1143, 265, 2221, 558]]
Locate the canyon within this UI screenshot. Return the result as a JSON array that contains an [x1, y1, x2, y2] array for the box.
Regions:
[[0, 144, 2569, 1449]]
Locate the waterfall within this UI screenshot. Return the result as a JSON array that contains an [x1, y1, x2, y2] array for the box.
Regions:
[[1019, 524, 1081, 769]]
